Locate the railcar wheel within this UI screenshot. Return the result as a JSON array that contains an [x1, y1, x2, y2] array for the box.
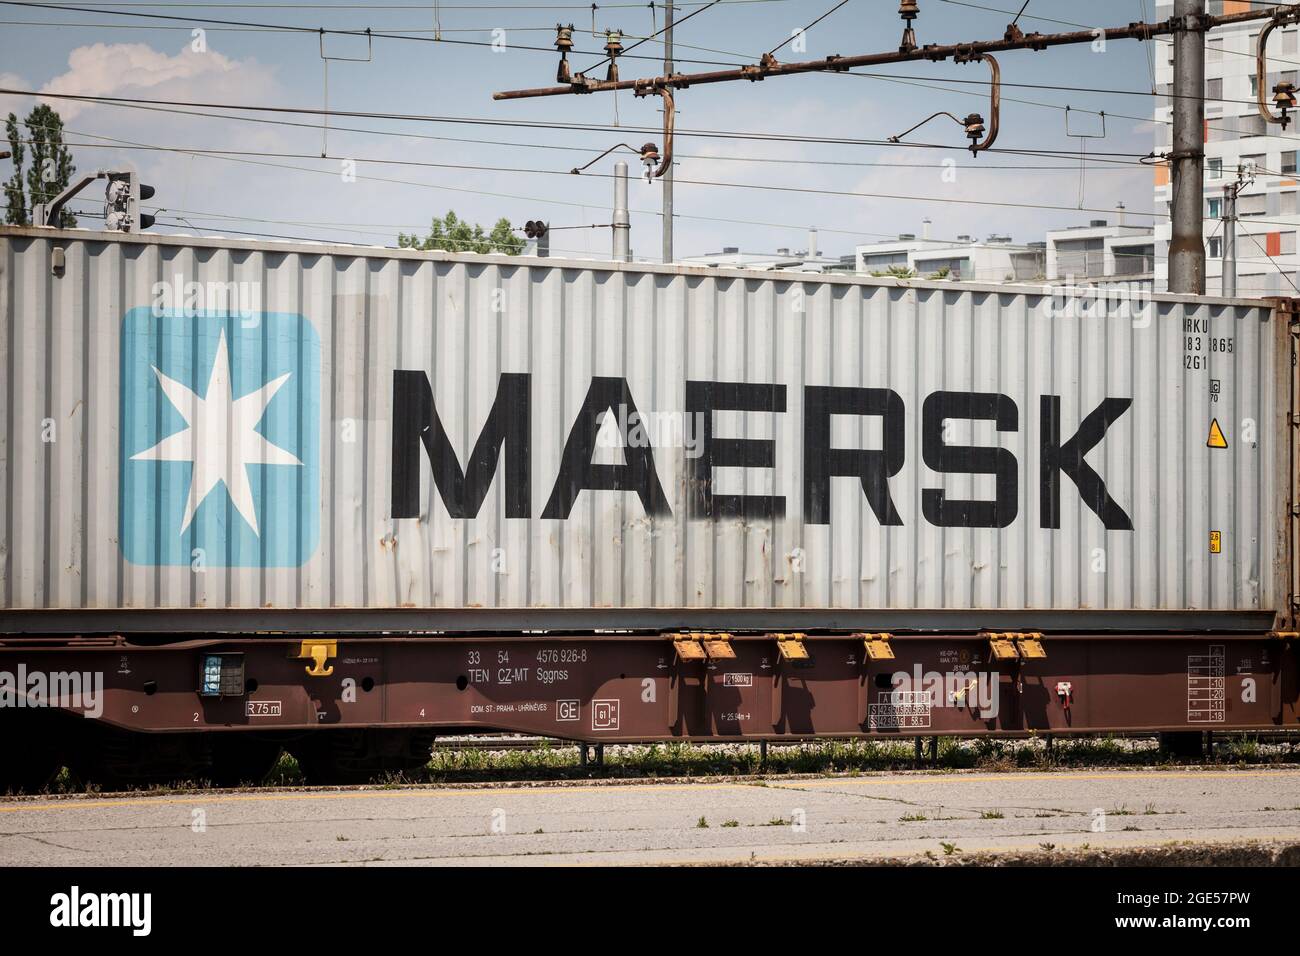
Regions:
[[205, 734, 284, 787], [0, 711, 63, 793], [1158, 731, 1205, 758], [67, 724, 207, 790], [289, 729, 436, 785]]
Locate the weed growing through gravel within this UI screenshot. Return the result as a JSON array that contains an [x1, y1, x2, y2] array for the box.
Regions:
[[9, 731, 1298, 794]]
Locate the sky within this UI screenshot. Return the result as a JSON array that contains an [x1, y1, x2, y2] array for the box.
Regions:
[[0, 0, 1161, 262]]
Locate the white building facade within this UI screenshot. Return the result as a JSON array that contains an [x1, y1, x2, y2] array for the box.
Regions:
[[1046, 220, 1155, 289], [854, 232, 1045, 283], [1154, 0, 1300, 295]]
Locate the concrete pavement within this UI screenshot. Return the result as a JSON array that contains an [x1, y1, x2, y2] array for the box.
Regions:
[[1, 768, 1298, 866]]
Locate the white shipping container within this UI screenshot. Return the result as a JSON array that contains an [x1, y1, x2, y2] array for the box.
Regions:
[[0, 228, 1292, 632]]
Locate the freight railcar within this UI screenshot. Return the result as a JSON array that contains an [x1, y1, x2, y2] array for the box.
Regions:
[[0, 226, 1296, 785]]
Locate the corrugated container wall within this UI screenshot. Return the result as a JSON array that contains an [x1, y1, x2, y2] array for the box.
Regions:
[[0, 229, 1291, 627]]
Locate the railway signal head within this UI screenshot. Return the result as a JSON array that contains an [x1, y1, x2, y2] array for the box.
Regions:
[[104, 171, 156, 232]]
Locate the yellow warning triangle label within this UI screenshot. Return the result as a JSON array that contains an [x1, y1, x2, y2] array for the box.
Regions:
[[1207, 418, 1228, 449]]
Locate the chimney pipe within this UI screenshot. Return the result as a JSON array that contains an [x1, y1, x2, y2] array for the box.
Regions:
[[807, 227, 818, 258], [922, 217, 931, 240]]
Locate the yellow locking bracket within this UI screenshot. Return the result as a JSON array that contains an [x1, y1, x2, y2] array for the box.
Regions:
[[859, 632, 895, 661], [985, 632, 1045, 660], [773, 632, 809, 660], [700, 633, 737, 659], [985, 633, 1019, 661], [1016, 633, 1047, 659], [671, 633, 707, 660], [293, 639, 337, 677]]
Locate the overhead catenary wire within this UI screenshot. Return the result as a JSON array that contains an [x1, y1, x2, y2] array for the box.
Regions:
[[59, 137, 1143, 173], [492, 2, 1291, 99], [766, 0, 851, 58], [16, 0, 793, 6], [7, 1, 1271, 260], [0, 87, 1155, 161], [29, 123, 1158, 253], [0, 0, 752, 69], [15, 129, 1159, 218], [4, 0, 1289, 112]]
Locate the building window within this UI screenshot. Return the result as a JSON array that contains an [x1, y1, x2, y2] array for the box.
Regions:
[[1241, 114, 1266, 137], [1285, 151, 1299, 175], [1207, 38, 1223, 62], [862, 252, 909, 270], [1286, 29, 1299, 56], [1207, 78, 1223, 101], [1282, 191, 1297, 216], [1241, 154, 1265, 176], [1208, 237, 1221, 258], [1239, 193, 1267, 216], [1208, 158, 1223, 179], [1208, 197, 1222, 219]]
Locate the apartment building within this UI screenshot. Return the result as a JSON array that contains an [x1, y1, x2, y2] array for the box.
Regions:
[[1046, 219, 1156, 288], [1154, 0, 1300, 295], [854, 229, 1045, 282]]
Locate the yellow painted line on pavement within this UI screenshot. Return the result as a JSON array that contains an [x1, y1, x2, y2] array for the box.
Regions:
[[0, 781, 749, 813]]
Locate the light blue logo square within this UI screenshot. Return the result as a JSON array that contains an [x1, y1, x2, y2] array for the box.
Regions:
[[119, 308, 320, 567]]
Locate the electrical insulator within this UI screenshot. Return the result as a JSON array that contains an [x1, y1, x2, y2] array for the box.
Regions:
[[555, 23, 575, 84], [962, 113, 986, 152], [1274, 81, 1297, 129], [524, 220, 548, 239], [639, 142, 661, 181], [899, 0, 919, 53], [604, 29, 623, 83]]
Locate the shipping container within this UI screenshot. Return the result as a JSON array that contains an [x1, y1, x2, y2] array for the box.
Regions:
[[0, 227, 1291, 631], [0, 226, 1296, 786]]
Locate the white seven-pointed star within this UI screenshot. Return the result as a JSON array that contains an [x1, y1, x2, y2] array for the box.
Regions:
[[131, 329, 301, 537]]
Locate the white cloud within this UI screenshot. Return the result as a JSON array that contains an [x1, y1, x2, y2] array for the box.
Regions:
[[35, 43, 276, 120]]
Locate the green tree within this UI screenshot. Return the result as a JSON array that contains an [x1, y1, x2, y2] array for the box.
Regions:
[[4, 112, 27, 226], [21, 105, 76, 228], [398, 210, 523, 255], [870, 265, 916, 279], [487, 217, 524, 255]]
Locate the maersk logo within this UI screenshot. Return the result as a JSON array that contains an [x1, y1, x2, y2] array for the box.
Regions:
[[120, 308, 320, 567]]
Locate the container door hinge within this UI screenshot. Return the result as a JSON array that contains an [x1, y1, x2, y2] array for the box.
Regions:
[[773, 632, 809, 660], [701, 633, 736, 659], [671, 633, 707, 660], [859, 632, 895, 660], [293, 639, 337, 677], [985, 632, 1046, 660]]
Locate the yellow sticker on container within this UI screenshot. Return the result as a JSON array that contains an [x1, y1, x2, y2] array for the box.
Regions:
[[1210, 531, 1222, 554], [1207, 418, 1228, 448]]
